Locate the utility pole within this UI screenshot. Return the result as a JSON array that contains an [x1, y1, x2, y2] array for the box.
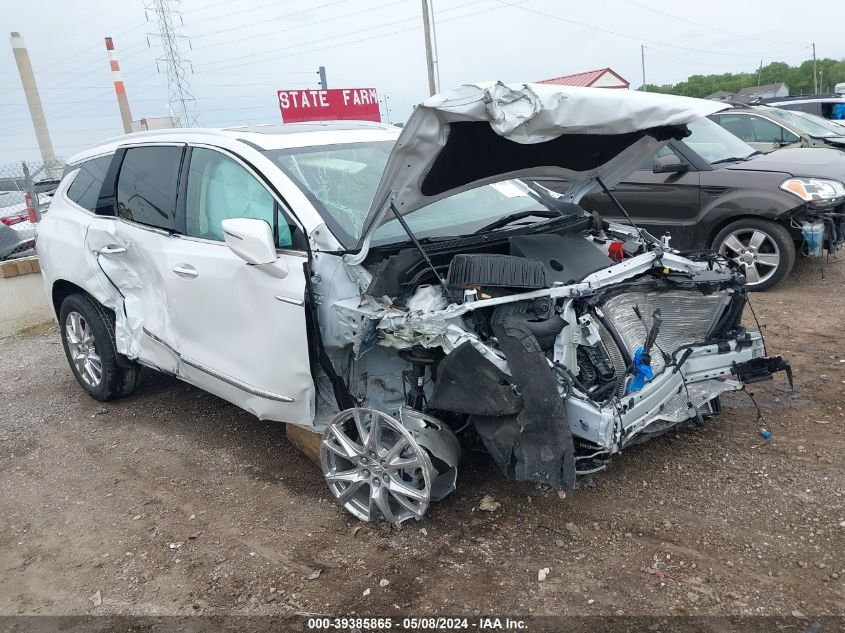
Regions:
[[105, 37, 134, 134], [9, 32, 57, 167], [317, 66, 327, 90], [429, 0, 441, 91], [421, 0, 437, 96], [146, 0, 199, 127], [812, 43, 817, 94], [640, 45, 646, 91], [757, 60, 763, 86]]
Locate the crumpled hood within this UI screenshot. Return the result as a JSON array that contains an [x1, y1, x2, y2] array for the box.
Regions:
[[821, 136, 845, 148], [352, 81, 726, 255], [727, 147, 845, 179]]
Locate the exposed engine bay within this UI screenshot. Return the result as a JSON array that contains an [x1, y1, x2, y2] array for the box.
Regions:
[[314, 210, 792, 523]]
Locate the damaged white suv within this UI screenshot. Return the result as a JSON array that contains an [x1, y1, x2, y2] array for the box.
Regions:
[[38, 82, 790, 524]]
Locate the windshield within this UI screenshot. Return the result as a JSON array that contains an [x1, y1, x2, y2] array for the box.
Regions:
[[774, 109, 843, 138], [684, 117, 757, 164], [266, 141, 571, 248]]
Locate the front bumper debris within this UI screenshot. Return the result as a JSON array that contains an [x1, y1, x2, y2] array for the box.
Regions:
[[732, 356, 793, 389]]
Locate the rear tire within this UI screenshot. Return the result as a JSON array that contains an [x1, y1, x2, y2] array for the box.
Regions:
[[59, 294, 141, 401], [713, 219, 795, 291]]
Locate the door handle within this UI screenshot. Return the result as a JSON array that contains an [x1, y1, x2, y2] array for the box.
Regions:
[[99, 244, 126, 255], [172, 264, 198, 278]]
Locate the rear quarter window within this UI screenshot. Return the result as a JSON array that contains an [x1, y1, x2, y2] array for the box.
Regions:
[[116, 146, 183, 231], [65, 155, 113, 212]]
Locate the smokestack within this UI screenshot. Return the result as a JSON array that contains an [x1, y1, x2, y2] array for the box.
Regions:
[[9, 32, 57, 165], [105, 37, 133, 134]]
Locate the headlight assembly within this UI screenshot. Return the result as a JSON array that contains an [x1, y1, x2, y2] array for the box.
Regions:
[[780, 177, 845, 206]]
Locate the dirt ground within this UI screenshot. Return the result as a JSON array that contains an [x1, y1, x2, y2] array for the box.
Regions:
[[1, 256, 843, 625]]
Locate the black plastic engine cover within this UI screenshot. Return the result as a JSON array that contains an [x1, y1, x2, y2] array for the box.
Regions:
[[447, 253, 547, 290], [509, 233, 613, 284]]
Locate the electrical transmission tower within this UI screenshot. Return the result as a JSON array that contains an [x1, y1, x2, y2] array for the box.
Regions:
[[145, 0, 199, 127]]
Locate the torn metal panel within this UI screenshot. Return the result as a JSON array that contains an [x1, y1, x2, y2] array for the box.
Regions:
[[353, 81, 728, 258], [474, 318, 575, 493]]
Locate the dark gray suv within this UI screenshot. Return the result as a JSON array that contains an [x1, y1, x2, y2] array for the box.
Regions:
[[535, 117, 845, 290]]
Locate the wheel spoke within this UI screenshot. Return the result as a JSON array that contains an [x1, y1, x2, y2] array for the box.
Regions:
[[387, 476, 427, 501], [328, 424, 363, 458], [722, 234, 744, 254], [371, 487, 396, 524], [322, 437, 352, 460], [365, 415, 382, 453], [352, 409, 369, 446], [387, 455, 422, 471], [336, 480, 365, 506], [384, 437, 410, 464], [88, 356, 102, 373], [389, 487, 423, 516], [756, 253, 779, 267], [748, 230, 767, 251], [745, 264, 761, 284], [325, 468, 362, 483]]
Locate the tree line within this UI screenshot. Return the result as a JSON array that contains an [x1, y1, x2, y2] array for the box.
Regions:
[[642, 58, 845, 97]]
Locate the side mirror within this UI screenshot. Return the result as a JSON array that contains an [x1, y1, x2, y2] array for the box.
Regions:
[[221, 218, 278, 265], [653, 154, 688, 174]]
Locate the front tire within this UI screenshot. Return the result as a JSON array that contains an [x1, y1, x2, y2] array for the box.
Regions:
[[59, 294, 141, 401], [713, 219, 795, 291]]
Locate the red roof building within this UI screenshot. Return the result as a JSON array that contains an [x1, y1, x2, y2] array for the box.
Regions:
[[539, 68, 630, 89]]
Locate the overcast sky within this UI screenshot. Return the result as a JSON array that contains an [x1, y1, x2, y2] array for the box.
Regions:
[[1, 0, 841, 163]]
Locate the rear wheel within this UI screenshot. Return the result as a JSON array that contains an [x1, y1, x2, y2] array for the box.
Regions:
[[713, 219, 795, 291], [59, 294, 141, 401]]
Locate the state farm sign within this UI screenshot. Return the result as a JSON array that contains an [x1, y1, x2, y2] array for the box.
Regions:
[[277, 88, 381, 123]]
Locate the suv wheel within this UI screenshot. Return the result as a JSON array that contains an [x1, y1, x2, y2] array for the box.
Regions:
[[713, 219, 795, 291], [59, 294, 142, 401]]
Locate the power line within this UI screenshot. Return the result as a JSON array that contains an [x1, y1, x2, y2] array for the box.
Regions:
[[185, 0, 302, 30], [191, 0, 410, 51], [621, 0, 803, 48], [492, 0, 799, 60], [194, 0, 494, 72]]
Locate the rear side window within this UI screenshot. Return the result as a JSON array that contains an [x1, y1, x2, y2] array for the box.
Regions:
[[66, 155, 113, 212], [116, 146, 183, 231]]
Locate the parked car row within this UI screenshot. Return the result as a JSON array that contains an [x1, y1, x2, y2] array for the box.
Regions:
[[535, 114, 845, 290], [36, 83, 795, 524], [0, 175, 59, 260]]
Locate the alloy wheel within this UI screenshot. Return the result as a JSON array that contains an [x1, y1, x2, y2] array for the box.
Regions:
[[320, 408, 433, 524], [718, 228, 781, 287], [65, 311, 103, 388]]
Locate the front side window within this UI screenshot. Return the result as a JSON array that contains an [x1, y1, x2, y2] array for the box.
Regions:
[[66, 155, 113, 213], [747, 116, 785, 143], [185, 147, 300, 248], [715, 114, 753, 142], [116, 146, 182, 231]]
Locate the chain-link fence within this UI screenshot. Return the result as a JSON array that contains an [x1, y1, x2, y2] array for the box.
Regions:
[[0, 160, 64, 261]]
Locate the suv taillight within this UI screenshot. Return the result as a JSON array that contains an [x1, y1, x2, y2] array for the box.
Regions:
[[1, 212, 28, 227]]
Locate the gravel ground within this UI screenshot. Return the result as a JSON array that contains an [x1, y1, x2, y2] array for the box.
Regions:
[[0, 256, 843, 622]]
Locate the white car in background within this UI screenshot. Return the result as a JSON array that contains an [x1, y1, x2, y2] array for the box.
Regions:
[[36, 82, 790, 524]]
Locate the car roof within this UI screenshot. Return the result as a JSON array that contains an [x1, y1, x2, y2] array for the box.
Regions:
[[66, 120, 402, 165]]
